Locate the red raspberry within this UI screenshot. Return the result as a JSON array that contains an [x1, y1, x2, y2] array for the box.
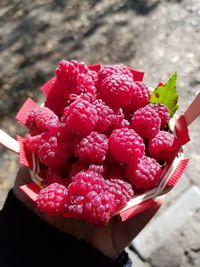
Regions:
[[74, 132, 108, 163], [98, 65, 133, 85], [93, 99, 123, 132], [24, 133, 41, 154], [149, 104, 170, 129], [104, 179, 133, 210], [45, 60, 95, 117], [56, 60, 88, 84], [65, 171, 114, 225], [36, 183, 68, 215], [148, 131, 180, 162], [26, 107, 59, 132], [109, 128, 145, 163], [100, 75, 134, 107], [131, 105, 161, 139], [38, 131, 72, 167], [126, 156, 162, 190], [61, 99, 98, 136], [128, 81, 151, 112], [56, 60, 96, 96]]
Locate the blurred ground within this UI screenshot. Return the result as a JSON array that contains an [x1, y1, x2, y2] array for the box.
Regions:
[[0, 0, 200, 266]]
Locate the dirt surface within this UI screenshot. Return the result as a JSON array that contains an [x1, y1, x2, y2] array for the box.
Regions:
[[0, 0, 200, 263]]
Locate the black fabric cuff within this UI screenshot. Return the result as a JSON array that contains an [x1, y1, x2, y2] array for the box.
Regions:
[[0, 190, 132, 267]]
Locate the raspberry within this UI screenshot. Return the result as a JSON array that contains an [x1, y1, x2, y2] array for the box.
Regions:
[[128, 81, 151, 112], [93, 99, 124, 132], [148, 131, 180, 162], [38, 131, 72, 167], [100, 75, 134, 107], [109, 128, 145, 163], [61, 99, 98, 136], [149, 104, 170, 129], [26, 107, 59, 131], [56, 60, 88, 85], [98, 65, 133, 85], [104, 179, 133, 210], [36, 183, 68, 215], [126, 156, 162, 190], [74, 132, 108, 163], [65, 171, 114, 225], [45, 60, 94, 117], [24, 133, 41, 154], [56, 60, 97, 96], [131, 105, 161, 139]]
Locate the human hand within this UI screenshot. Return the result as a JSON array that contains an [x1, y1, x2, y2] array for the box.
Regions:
[[14, 167, 163, 260]]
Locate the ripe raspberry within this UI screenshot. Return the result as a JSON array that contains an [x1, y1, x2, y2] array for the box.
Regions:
[[26, 107, 59, 131], [93, 99, 123, 132], [98, 65, 133, 85], [74, 132, 108, 163], [36, 183, 68, 215], [56, 60, 88, 84], [128, 81, 151, 112], [109, 128, 145, 163], [149, 104, 170, 129], [131, 105, 161, 139], [126, 156, 162, 190], [38, 131, 72, 167], [104, 179, 133, 210], [65, 171, 114, 225], [61, 99, 98, 136], [148, 131, 180, 162], [24, 133, 41, 154], [45, 60, 94, 117], [100, 75, 134, 107]]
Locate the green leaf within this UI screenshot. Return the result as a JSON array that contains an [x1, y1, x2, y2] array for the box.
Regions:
[[150, 72, 179, 117]]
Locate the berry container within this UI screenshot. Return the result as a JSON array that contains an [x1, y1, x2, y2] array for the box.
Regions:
[[1, 61, 199, 225]]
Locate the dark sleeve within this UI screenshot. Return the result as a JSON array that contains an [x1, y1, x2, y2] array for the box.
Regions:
[[0, 190, 132, 267]]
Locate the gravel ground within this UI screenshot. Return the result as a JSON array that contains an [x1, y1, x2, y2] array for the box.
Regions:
[[0, 0, 200, 265]]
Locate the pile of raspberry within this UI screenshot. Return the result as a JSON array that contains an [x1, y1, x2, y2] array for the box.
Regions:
[[23, 60, 180, 225]]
